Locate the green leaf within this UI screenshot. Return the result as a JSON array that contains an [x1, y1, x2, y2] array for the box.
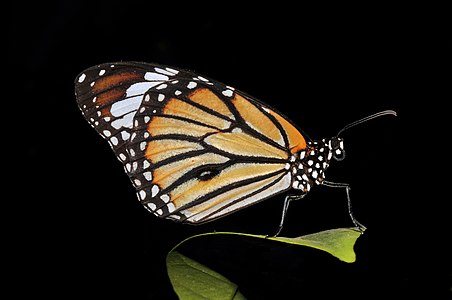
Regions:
[[167, 227, 364, 298], [167, 251, 246, 300], [267, 227, 363, 263], [170, 227, 363, 263]]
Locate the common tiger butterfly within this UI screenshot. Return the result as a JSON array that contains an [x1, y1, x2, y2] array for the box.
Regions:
[[75, 62, 396, 235]]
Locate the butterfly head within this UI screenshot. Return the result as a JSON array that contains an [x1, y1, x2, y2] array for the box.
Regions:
[[329, 136, 345, 161]]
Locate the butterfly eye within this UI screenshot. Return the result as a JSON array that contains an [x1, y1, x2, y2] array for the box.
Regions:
[[196, 167, 221, 181]]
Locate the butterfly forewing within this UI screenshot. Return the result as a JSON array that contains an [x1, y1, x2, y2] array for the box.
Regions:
[[75, 62, 189, 165], [75, 62, 308, 224]]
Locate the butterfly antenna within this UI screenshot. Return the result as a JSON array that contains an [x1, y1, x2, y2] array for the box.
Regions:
[[336, 110, 397, 137]]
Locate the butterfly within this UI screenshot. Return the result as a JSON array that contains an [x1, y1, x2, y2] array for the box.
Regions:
[[75, 62, 396, 235]]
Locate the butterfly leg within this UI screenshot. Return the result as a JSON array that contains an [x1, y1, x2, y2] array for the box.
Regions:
[[323, 181, 367, 233], [272, 194, 306, 237]]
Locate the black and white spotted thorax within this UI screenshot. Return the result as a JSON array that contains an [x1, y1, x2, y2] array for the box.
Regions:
[[290, 137, 345, 193]]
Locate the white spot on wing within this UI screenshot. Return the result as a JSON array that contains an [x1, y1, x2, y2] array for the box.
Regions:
[[187, 82, 197, 89], [78, 73, 86, 83], [110, 95, 142, 117], [154, 68, 175, 76], [140, 142, 147, 151], [158, 94, 165, 101], [126, 82, 161, 97], [121, 130, 131, 140], [167, 203, 176, 213], [165, 67, 179, 74], [160, 194, 170, 203], [110, 136, 118, 145], [151, 185, 159, 197], [111, 111, 135, 130], [139, 190, 146, 200], [143, 171, 152, 181], [145, 72, 169, 81], [222, 89, 233, 97], [99, 69, 106, 76]]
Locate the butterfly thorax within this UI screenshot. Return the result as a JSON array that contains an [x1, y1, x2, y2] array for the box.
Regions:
[[291, 137, 345, 193]]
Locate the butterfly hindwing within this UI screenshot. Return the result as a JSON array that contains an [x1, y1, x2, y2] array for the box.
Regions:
[[126, 71, 308, 223]]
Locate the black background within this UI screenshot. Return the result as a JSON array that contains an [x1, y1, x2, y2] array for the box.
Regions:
[[10, 2, 450, 299]]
